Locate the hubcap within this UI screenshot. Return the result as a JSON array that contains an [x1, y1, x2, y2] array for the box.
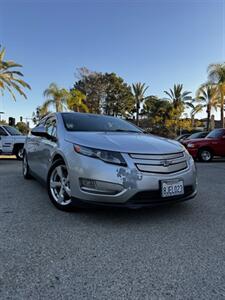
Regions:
[[50, 165, 71, 205], [18, 148, 24, 159], [201, 150, 211, 161]]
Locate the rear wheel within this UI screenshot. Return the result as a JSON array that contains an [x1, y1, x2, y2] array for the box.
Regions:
[[198, 148, 213, 162], [47, 160, 75, 211], [15, 146, 24, 160]]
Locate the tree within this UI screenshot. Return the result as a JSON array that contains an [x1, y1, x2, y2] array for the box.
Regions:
[[164, 84, 192, 110], [102, 73, 134, 117], [0, 46, 31, 101], [164, 84, 192, 134], [67, 88, 89, 112], [73, 68, 134, 117], [132, 82, 149, 126], [43, 83, 69, 112], [141, 96, 173, 136], [207, 63, 225, 128], [74, 68, 105, 113], [16, 122, 29, 134], [196, 84, 219, 130], [32, 106, 50, 124]]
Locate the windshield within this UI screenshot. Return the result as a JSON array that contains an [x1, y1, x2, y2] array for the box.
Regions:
[[62, 113, 142, 133], [3, 126, 22, 136], [206, 129, 225, 138], [188, 132, 207, 139]]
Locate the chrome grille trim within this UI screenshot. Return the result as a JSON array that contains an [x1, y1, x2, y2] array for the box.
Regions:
[[130, 152, 185, 160], [136, 161, 187, 174], [129, 151, 188, 174]]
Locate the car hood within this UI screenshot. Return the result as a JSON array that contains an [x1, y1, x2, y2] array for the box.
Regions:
[[65, 132, 184, 154], [183, 138, 209, 144]]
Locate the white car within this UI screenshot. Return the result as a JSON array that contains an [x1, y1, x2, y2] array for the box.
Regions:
[[0, 125, 26, 159]]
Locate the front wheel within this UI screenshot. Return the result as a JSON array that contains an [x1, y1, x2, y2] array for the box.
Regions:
[[198, 149, 213, 162], [47, 160, 75, 211]]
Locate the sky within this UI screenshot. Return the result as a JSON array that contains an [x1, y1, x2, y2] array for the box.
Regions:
[[0, 0, 224, 124]]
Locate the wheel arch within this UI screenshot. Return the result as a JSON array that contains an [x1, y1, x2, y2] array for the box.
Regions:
[[13, 143, 24, 154], [198, 146, 214, 156]]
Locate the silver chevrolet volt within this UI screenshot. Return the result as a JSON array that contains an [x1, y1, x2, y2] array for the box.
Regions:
[[23, 112, 197, 210]]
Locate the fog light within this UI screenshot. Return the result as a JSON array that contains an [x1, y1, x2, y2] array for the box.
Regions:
[[79, 178, 123, 195], [80, 178, 96, 189]]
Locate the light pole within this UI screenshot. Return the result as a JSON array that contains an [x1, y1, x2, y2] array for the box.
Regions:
[[0, 112, 4, 122]]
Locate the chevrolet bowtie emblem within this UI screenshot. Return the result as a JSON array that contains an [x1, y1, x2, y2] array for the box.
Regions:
[[161, 160, 173, 167]]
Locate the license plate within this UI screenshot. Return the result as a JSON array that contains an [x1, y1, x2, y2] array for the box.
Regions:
[[161, 179, 184, 198]]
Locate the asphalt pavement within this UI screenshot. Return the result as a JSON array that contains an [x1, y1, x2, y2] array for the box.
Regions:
[[0, 158, 225, 299]]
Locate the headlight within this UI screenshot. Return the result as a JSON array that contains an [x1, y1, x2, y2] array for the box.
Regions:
[[187, 143, 195, 148], [74, 145, 127, 166]]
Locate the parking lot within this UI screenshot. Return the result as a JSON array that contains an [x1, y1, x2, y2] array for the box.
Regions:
[[0, 158, 225, 299]]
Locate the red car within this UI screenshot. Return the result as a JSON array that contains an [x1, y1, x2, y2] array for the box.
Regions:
[[183, 128, 225, 162]]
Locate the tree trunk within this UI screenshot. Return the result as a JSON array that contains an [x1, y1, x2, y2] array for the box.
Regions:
[[206, 105, 211, 131], [221, 90, 224, 128], [136, 100, 140, 126]]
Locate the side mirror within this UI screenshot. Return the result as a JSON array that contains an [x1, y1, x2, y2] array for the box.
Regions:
[[31, 125, 48, 138]]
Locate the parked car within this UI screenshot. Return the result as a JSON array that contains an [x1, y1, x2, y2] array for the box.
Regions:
[[175, 133, 191, 142], [183, 128, 225, 162], [0, 125, 26, 159], [23, 112, 197, 211], [181, 131, 209, 143]]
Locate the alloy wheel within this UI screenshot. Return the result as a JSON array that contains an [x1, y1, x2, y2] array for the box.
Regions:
[[50, 165, 72, 205], [201, 150, 211, 162]]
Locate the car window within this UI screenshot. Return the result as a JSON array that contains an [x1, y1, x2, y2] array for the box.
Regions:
[[45, 118, 57, 138], [0, 127, 8, 136], [3, 126, 22, 136], [62, 113, 142, 133], [206, 129, 225, 138]]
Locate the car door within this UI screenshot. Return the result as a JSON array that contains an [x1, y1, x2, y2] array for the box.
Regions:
[[34, 117, 58, 181], [27, 119, 45, 174], [0, 126, 11, 154], [209, 129, 225, 156]]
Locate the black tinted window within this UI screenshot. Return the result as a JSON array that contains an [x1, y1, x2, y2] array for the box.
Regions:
[[3, 126, 22, 136], [62, 113, 141, 133], [45, 118, 57, 138], [0, 127, 8, 136]]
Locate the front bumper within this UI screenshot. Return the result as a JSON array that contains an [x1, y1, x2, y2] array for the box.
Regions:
[[185, 147, 198, 158], [72, 188, 197, 209], [67, 151, 197, 207]]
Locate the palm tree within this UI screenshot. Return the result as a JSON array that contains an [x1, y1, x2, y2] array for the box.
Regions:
[[67, 89, 89, 112], [0, 46, 31, 101], [164, 84, 192, 134], [207, 63, 225, 128], [196, 84, 219, 130], [164, 84, 192, 110], [188, 103, 204, 128], [43, 83, 69, 112], [132, 82, 149, 125]]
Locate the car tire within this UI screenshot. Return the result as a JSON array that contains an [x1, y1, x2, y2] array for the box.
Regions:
[[15, 146, 24, 160], [47, 159, 75, 211], [23, 152, 33, 179], [198, 148, 213, 162]]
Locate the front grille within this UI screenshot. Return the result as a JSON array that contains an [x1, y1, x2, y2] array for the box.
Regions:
[[128, 185, 194, 204], [129, 151, 188, 174]]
